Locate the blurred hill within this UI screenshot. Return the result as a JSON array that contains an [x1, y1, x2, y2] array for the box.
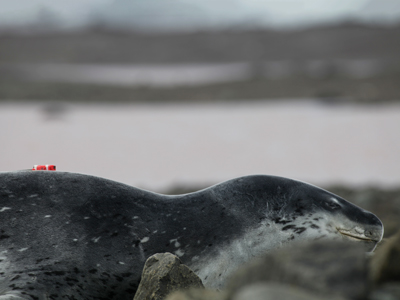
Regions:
[[1, 23, 400, 63], [0, 23, 399, 103]]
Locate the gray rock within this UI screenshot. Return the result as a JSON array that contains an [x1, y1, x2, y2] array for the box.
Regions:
[[133, 253, 204, 300], [370, 230, 400, 285], [226, 240, 368, 300], [232, 283, 348, 300]]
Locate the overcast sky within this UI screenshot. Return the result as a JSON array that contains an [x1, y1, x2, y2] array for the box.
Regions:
[[0, 0, 399, 29]]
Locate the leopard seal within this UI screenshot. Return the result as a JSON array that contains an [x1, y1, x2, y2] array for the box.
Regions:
[[0, 171, 383, 299]]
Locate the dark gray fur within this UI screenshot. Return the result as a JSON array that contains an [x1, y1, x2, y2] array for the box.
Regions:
[[0, 172, 383, 300]]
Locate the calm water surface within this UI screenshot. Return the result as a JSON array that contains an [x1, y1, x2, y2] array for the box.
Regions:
[[1, 100, 399, 191]]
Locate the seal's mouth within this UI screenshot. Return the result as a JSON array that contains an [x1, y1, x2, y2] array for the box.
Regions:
[[337, 228, 375, 242]]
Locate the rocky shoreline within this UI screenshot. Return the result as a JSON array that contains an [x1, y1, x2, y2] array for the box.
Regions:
[[1, 74, 400, 104]]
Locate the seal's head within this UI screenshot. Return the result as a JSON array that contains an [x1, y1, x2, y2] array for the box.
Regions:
[[224, 175, 384, 252], [252, 176, 384, 252], [292, 183, 383, 251]]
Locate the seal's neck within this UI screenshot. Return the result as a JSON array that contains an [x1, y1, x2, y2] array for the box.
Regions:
[[187, 219, 287, 290]]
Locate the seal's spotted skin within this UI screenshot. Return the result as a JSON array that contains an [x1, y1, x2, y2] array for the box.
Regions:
[[0, 172, 383, 299]]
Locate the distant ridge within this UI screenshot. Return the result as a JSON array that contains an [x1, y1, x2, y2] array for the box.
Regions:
[[1, 23, 399, 63]]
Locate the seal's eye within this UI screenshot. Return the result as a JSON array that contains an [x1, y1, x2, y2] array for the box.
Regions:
[[326, 201, 341, 210]]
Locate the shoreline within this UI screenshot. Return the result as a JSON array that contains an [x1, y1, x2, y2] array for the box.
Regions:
[[1, 74, 400, 104]]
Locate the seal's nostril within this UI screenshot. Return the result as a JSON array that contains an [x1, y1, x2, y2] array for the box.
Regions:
[[365, 230, 372, 237]]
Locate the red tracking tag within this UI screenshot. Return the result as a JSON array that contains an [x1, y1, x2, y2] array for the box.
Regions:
[[32, 165, 56, 171]]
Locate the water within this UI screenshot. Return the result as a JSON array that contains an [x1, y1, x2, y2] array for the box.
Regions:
[[1, 100, 399, 191]]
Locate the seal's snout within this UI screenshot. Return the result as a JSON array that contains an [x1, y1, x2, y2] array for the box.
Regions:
[[363, 225, 383, 243], [362, 211, 384, 242], [337, 206, 384, 246]]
